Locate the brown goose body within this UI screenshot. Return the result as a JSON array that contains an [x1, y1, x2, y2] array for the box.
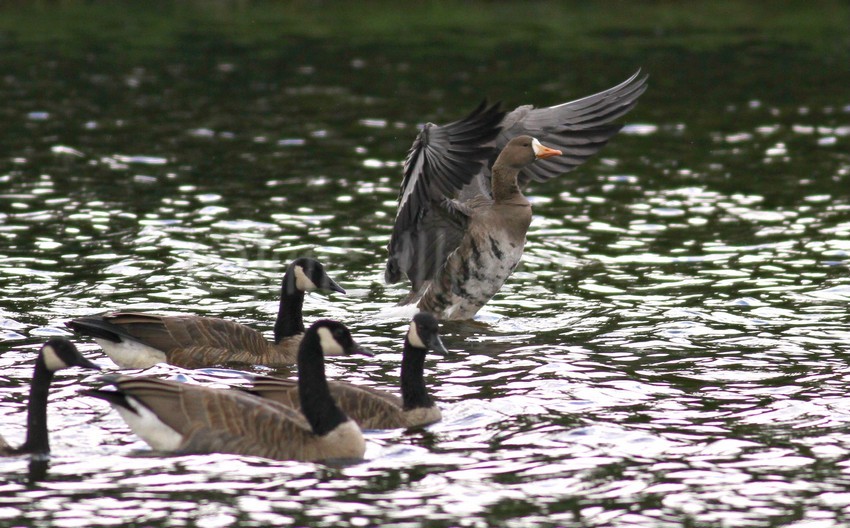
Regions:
[[71, 312, 303, 369], [415, 136, 561, 319], [85, 320, 370, 462], [247, 377, 441, 430], [89, 376, 364, 461], [245, 312, 447, 430], [386, 72, 647, 319], [415, 192, 533, 319], [67, 257, 344, 369]]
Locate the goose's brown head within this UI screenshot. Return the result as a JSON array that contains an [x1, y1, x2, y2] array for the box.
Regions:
[[498, 135, 562, 169]]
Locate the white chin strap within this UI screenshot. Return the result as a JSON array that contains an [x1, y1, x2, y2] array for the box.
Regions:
[[407, 323, 426, 349], [317, 327, 345, 356], [41, 345, 69, 371], [294, 265, 318, 291]]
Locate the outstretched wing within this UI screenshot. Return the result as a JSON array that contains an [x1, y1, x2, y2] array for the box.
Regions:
[[385, 102, 505, 285], [498, 69, 648, 190]]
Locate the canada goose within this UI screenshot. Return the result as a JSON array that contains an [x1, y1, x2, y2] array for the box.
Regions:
[[243, 312, 447, 429], [66, 257, 345, 369], [385, 71, 647, 319], [84, 320, 372, 462], [1, 338, 100, 456]]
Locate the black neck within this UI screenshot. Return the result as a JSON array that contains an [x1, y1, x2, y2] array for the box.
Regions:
[[401, 339, 433, 410], [16, 356, 54, 454], [297, 332, 348, 435], [491, 164, 523, 203], [274, 274, 305, 343]]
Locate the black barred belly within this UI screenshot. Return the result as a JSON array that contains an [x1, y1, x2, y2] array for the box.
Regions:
[[434, 235, 524, 320]]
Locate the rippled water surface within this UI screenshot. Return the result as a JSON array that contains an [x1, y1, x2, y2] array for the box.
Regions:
[[2, 3, 850, 527]]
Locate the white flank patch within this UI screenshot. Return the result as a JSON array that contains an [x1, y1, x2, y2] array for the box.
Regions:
[[407, 322, 426, 349], [316, 327, 344, 356], [531, 137, 545, 157], [114, 397, 184, 451], [41, 345, 69, 372], [95, 338, 167, 369], [294, 265, 318, 292]]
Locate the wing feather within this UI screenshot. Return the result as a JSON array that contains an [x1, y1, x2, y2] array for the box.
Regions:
[[501, 70, 648, 187], [246, 374, 409, 429], [386, 102, 505, 284], [70, 312, 276, 368], [107, 376, 331, 460]]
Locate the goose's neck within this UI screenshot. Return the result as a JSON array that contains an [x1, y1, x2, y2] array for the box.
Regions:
[[400, 340, 433, 410], [274, 276, 305, 343], [17, 356, 54, 454], [297, 333, 348, 435], [491, 164, 524, 203]]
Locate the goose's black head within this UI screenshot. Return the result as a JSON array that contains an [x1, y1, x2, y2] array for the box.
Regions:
[[407, 312, 448, 355], [308, 319, 372, 358], [285, 257, 346, 295], [39, 337, 100, 372]]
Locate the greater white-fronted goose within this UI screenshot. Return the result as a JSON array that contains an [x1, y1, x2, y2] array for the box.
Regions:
[[84, 319, 372, 462], [243, 312, 447, 429], [1, 338, 100, 456], [66, 257, 345, 369], [385, 71, 648, 319]]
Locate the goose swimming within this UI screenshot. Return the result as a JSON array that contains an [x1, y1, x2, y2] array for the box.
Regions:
[[67, 257, 344, 368], [242, 312, 447, 429], [84, 320, 371, 462]]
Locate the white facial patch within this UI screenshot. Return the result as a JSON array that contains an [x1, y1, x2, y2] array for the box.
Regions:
[[114, 396, 184, 452], [531, 137, 545, 158], [407, 322, 426, 349], [294, 265, 318, 292], [317, 327, 345, 356], [41, 345, 69, 372]]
